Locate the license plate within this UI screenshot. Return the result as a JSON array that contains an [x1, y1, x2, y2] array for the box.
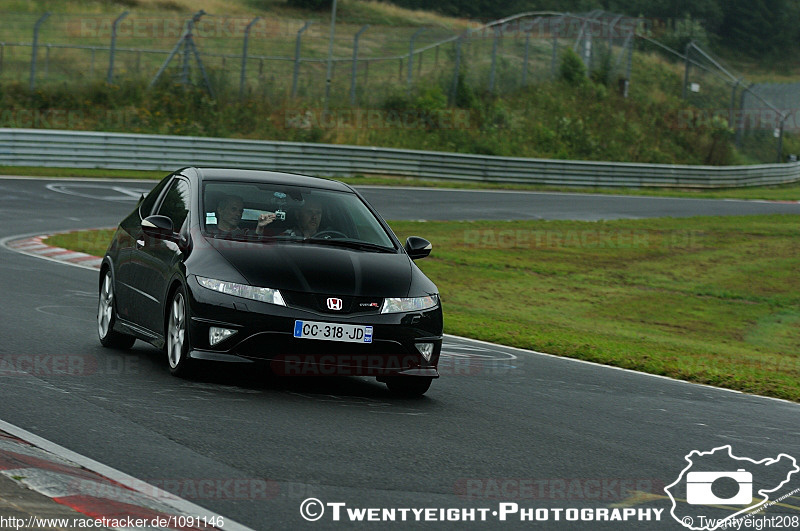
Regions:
[[293, 320, 373, 343]]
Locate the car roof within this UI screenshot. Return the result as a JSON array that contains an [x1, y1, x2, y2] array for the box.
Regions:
[[192, 168, 353, 192]]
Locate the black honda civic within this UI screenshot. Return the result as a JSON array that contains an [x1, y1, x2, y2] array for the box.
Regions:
[[97, 167, 442, 396]]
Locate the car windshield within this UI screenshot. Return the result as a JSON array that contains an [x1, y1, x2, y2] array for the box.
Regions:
[[202, 181, 396, 250]]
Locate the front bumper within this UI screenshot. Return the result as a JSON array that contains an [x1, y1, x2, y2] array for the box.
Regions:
[[185, 276, 442, 378]]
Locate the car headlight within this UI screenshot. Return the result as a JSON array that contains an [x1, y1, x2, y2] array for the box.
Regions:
[[381, 295, 439, 314], [196, 276, 286, 306]]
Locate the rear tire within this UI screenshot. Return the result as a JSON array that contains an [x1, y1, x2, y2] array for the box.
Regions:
[[385, 376, 433, 397], [166, 286, 193, 377], [97, 270, 136, 349]]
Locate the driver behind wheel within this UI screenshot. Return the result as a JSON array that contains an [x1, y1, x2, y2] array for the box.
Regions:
[[284, 198, 324, 238]]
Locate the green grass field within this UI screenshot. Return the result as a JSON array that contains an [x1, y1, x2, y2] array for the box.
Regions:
[[45, 214, 800, 402]]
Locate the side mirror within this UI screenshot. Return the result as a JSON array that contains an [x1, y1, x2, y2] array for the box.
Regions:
[[142, 215, 177, 242], [405, 236, 432, 260]]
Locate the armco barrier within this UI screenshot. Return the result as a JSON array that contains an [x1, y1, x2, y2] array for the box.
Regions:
[[2, 128, 799, 188]]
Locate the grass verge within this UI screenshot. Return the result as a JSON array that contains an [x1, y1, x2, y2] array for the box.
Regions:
[[46, 215, 800, 401], [5, 166, 800, 201]]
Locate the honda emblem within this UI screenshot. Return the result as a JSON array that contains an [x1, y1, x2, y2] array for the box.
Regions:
[[326, 297, 343, 311]]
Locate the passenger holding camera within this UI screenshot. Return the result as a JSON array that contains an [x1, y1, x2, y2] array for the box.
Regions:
[[213, 194, 277, 237]]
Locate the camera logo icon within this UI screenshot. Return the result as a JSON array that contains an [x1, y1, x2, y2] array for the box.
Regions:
[[686, 469, 753, 505]]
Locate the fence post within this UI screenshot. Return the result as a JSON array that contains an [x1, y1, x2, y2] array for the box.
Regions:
[[682, 41, 693, 100], [29, 12, 50, 92], [407, 28, 426, 94], [608, 14, 622, 51], [489, 26, 500, 93], [350, 24, 369, 106], [735, 86, 749, 148], [181, 31, 191, 85], [45, 44, 50, 78], [729, 79, 740, 132], [291, 21, 312, 98], [449, 32, 465, 105], [624, 29, 633, 92], [107, 11, 128, 83], [584, 26, 592, 72], [522, 33, 530, 87], [777, 113, 788, 163], [240, 16, 261, 99], [324, 0, 338, 112], [91, 47, 96, 78]]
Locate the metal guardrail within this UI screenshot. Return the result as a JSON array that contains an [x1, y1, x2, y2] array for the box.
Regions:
[[2, 128, 799, 188]]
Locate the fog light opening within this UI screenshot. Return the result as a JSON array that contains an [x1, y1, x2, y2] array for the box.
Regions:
[[416, 342, 434, 362], [209, 327, 237, 346]]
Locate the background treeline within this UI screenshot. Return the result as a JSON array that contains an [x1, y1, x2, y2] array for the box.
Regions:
[[287, 0, 799, 57]]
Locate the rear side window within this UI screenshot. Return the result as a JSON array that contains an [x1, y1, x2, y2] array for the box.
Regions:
[[139, 174, 172, 218]]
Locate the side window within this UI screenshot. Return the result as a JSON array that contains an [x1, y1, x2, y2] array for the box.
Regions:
[[157, 179, 191, 230], [139, 174, 173, 218]]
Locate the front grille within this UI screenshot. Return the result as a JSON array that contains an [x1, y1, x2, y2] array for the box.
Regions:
[[280, 291, 384, 316]]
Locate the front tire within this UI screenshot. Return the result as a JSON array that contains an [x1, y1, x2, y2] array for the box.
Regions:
[[166, 286, 193, 377], [385, 376, 433, 397], [97, 270, 136, 349]]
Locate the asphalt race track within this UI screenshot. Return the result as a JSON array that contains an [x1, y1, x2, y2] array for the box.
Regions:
[[1, 176, 800, 530]]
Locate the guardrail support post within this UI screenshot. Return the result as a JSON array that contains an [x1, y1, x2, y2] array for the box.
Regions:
[[240, 16, 261, 99], [107, 11, 129, 84], [30, 12, 50, 92], [292, 21, 312, 98]]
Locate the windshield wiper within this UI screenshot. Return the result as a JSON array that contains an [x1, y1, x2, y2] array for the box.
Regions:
[[304, 238, 396, 253]]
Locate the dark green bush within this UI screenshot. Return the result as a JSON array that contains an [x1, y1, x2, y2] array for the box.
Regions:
[[559, 48, 587, 86]]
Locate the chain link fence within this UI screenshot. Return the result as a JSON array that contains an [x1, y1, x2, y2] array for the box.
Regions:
[[0, 10, 793, 163]]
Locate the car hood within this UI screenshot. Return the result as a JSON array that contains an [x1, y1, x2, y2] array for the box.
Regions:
[[205, 238, 412, 297]]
